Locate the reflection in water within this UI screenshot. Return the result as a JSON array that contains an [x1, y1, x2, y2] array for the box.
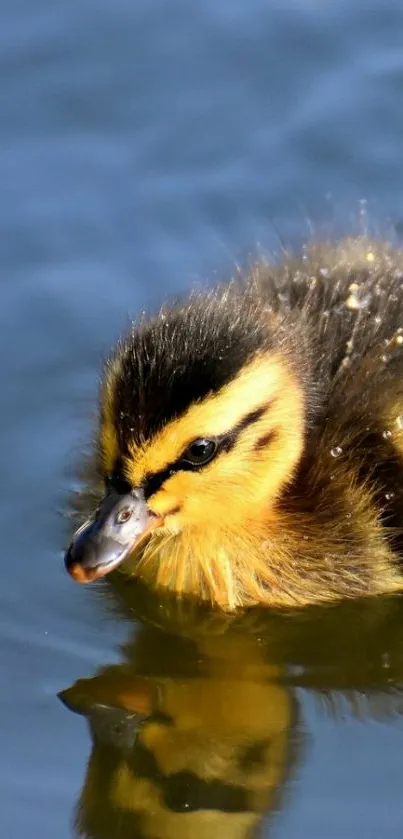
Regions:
[[60, 583, 403, 839], [61, 603, 296, 838]]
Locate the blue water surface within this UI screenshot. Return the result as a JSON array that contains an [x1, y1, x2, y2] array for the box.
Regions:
[[2, 1, 403, 837]]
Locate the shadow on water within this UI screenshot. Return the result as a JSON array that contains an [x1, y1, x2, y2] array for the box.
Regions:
[[59, 577, 403, 839]]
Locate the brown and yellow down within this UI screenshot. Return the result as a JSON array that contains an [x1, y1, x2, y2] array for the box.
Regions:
[[66, 237, 403, 609]]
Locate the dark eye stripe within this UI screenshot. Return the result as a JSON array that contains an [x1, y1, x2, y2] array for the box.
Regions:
[[144, 466, 177, 498], [220, 403, 272, 454], [142, 400, 274, 499], [253, 429, 278, 452]]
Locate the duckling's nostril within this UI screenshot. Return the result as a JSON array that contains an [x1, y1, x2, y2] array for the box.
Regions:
[[116, 508, 132, 524]]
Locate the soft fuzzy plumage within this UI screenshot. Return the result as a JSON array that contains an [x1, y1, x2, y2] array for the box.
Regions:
[[67, 237, 403, 609]]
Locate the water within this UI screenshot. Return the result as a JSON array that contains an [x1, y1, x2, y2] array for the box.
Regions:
[[2, 1, 403, 836]]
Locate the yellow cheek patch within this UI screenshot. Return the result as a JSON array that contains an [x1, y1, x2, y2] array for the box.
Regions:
[[125, 353, 301, 486]]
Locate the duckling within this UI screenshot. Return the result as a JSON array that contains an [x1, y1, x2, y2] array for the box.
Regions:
[[65, 237, 403, 610]]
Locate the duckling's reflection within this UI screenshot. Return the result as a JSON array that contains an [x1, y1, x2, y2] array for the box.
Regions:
[[61, 600, 297, 839], [60, 582, 403, 839]]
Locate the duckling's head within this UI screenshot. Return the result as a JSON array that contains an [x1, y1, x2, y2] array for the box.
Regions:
[[66, 283, 312, 595]]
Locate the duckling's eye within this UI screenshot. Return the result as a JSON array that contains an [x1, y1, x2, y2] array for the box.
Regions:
[[182, 438, 217, 467]]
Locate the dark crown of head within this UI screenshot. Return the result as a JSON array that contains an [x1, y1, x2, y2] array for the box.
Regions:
[[108, 288, 274, 449]]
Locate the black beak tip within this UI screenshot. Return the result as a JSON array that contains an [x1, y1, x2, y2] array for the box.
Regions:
[[64, 541, 74, 570], [64, 536, 98, 583]]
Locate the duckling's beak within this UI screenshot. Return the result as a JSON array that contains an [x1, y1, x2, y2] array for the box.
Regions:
[[65, 488, 163, 583]]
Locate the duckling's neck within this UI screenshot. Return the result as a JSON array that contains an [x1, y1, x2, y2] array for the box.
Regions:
[[130, 524, 269, 610], [128, 473, 401, 611]]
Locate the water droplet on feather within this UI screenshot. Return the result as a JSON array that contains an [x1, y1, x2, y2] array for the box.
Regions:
[[345, 283, 372, 311]]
